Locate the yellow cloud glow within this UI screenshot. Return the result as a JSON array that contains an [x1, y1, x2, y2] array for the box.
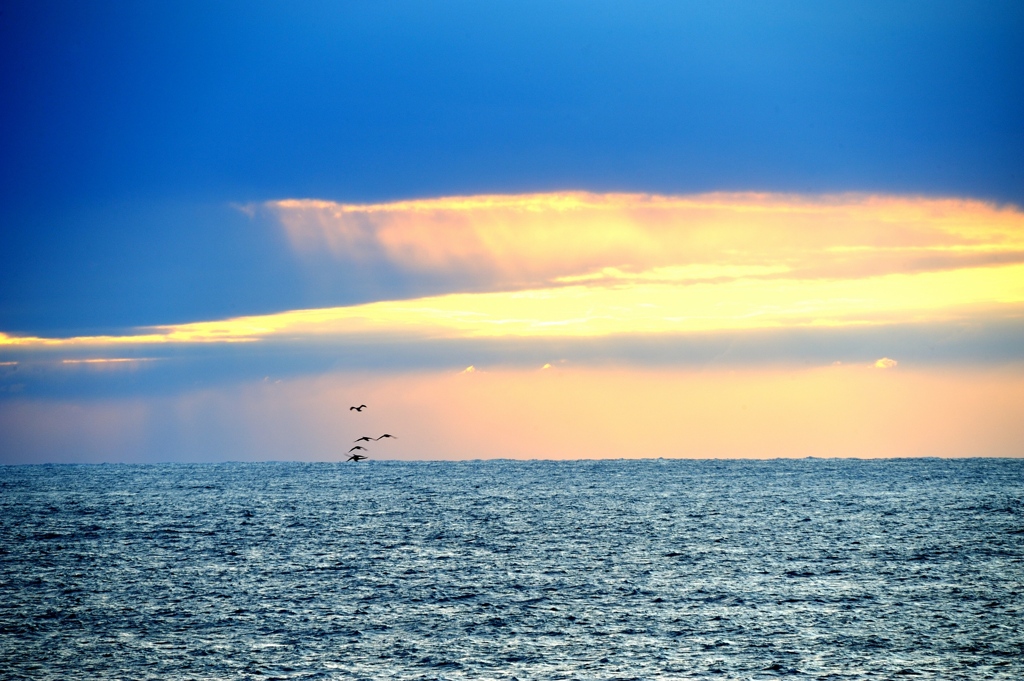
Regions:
[[271, 192, 1024, 284], [4, 192, 1023, 350], [61, 358, 158, 365], [6, 263, 1022, 348]]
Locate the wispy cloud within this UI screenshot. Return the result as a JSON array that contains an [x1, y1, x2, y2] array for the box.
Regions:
[[3, 193, 1023, 354], [2, 264, 1022, 348], [61, 358, 158, 364], [270, 192, 1024, 288]]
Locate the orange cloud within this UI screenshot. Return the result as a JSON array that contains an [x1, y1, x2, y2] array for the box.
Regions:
[[271, 192, 1024, 285], [61, 358, 157, 364], [3, 193, 1023, 351]]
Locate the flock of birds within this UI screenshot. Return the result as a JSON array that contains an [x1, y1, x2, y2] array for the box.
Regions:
[[346, 404, 396, 462]]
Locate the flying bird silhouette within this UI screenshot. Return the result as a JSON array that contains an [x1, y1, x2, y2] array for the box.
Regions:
[[349, 405, 367, 411], [348, 445, 368, 453], [375, 434, 398, 440], [354, 436, 374, 442], [347, 453, 367, 462]]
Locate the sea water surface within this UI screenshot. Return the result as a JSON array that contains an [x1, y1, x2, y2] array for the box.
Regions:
[[1, 459, 1021, 680]]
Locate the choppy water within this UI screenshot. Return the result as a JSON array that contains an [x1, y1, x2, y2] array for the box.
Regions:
[[1, 459, 1022, 680]]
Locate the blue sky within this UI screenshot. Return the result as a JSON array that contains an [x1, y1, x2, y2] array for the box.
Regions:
[[2, 2, 1023, 462]]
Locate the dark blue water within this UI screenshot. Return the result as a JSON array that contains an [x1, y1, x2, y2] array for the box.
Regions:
[[1, 459, 1021, 680]]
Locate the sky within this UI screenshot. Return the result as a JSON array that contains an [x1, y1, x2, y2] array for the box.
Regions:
[[1, 1, 1023, 463]]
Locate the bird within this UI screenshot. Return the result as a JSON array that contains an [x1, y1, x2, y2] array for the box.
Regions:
[[375, 434, 397, 440], [354, 436, 374, 442], [349, 405, 367, 411], [348, 445, 367, 453], [347, 453, 367, 462]]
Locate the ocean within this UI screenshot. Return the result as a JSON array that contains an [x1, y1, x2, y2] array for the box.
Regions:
[[1, 458, 1021, 680]]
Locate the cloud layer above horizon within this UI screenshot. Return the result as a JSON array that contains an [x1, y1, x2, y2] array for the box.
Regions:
[[3, 190, 1023, 462], [3, 192, 1023, 351]]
